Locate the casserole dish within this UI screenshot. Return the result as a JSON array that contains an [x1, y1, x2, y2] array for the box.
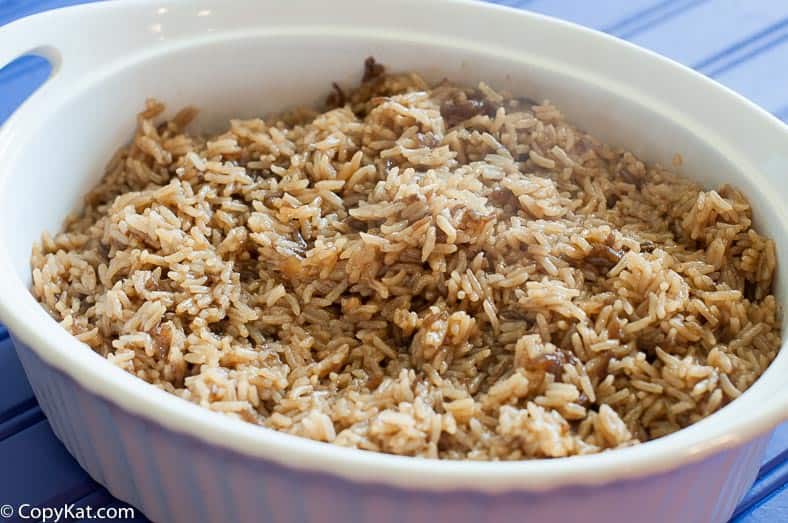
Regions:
[[0, 1, 786, 521]]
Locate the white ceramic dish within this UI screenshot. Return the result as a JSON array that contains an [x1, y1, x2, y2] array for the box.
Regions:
[[1, 1, 787, 521]]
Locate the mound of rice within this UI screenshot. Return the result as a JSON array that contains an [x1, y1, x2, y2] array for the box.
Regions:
[[31, 59, 781, 459]]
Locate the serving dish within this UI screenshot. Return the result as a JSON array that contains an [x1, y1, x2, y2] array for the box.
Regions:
[[0, 1, 787, 521]]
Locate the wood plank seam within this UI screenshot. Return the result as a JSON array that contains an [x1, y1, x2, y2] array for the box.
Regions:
[[693, 16, 788, 73], [608, 0, 711, 40], [707, 26, 788, 77]]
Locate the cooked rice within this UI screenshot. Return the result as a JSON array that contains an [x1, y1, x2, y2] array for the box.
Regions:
[[31, 59, 781, 459]]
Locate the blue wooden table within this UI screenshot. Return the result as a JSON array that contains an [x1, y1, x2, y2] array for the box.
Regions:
[[1, 1, 787, 521]]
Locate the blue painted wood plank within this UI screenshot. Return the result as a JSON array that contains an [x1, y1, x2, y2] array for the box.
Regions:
[[604, 0, 712, 40], [734, 484, 788, 523], [714, 36, 788, 117], [0, 336, 36, 424], [734, 448, 788, 520], [0, 420, 97, 507], [0, 405, 44, 442], [626, 0, 788, 68], [0, 0, 99, 26], [523, 0, 659, 30]]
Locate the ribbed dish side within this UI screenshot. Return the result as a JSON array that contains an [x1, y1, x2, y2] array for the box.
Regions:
[[12, 337, 770, 523]]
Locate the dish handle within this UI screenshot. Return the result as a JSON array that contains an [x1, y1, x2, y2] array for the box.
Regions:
[[0, 9, 75, 103]]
